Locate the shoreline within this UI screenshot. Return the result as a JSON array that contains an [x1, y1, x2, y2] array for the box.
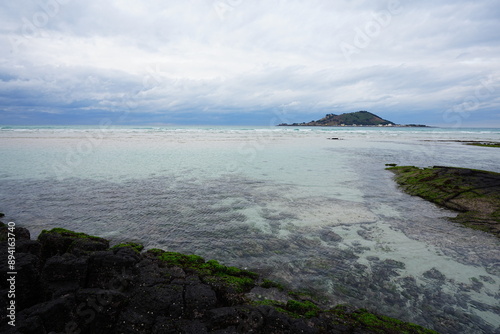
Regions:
[[387, 166, 500, 238], [0, 224, 439, 333]]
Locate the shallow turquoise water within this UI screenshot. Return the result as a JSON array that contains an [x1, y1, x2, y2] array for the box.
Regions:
[[0, 126, 499, 333]]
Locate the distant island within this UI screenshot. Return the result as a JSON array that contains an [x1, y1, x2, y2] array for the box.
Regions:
[[277, 111, 428, 127]]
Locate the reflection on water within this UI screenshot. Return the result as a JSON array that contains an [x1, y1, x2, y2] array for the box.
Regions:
[[0, 127, 499, 333]]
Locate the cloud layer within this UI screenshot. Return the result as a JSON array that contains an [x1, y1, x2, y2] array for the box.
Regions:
[[1, 0, 499, 126]]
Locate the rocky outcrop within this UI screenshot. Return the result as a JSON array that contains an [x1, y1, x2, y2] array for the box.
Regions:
[[278, 111, 396, 127], [0, 225, 438, 333], [388, 166, 500, 237]]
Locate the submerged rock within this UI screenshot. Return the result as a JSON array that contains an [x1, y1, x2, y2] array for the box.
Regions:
[[318, 228, 343, 243], [423, 268, 446, 281]]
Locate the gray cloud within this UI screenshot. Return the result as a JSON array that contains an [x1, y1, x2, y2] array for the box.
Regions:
[[0, 0, 499, 126]]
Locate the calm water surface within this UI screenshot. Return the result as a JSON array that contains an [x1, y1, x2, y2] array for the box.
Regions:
[[0, 126, 499, 333]]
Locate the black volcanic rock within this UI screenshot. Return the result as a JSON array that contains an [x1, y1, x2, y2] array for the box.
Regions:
[[388, 166, 500, 237], [38, 228, 109, 259], [0, 225, 438, 333]]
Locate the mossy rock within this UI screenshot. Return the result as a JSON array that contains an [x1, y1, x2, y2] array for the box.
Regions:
[[252, 299, 320, 319], [149, 248, 258, 293], [146, 248, 165, 256], [38, 227, 109, 257], [256, 298, 435, 330], [260, 279, 285, 291], [330, 306, 439, 334], [39, 228, 106, 241], [111, 242, 145, 253], [5, 225, 441, 333], [387, 166, 500, 238], [158, 251, 205, 267], [286, 299, 321, 318]]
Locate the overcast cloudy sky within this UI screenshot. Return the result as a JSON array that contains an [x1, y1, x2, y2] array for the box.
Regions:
[[1, 0, 499, 126]]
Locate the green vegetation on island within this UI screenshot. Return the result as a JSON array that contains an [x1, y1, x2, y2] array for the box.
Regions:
[[278, 110, 428, 127], [387, 166, 500, 237]]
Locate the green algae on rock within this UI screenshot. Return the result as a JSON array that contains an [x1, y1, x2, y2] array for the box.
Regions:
[[110, 242, 145, 253], [260, 278, 285, 291], [148, 248, 259, 293], [1, 225, 441, 333], [330, 306, 440, 334], [39, 227, 107, 241], [38, 227, 110, 257], [387, 166, 500, 237], [252, 299, 320, 319], [250, 300, 438, 333]]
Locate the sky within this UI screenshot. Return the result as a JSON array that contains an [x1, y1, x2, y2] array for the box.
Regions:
[[1, 0, 499, 127]]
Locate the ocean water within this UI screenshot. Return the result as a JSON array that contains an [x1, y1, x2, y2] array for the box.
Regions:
[[1, 125, 499, 333]]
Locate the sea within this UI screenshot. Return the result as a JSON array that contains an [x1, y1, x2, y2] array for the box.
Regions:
[[0, 125, 499, 333]]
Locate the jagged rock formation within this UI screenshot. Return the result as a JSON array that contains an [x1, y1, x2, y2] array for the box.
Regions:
[[0, 226, 438, 334]]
